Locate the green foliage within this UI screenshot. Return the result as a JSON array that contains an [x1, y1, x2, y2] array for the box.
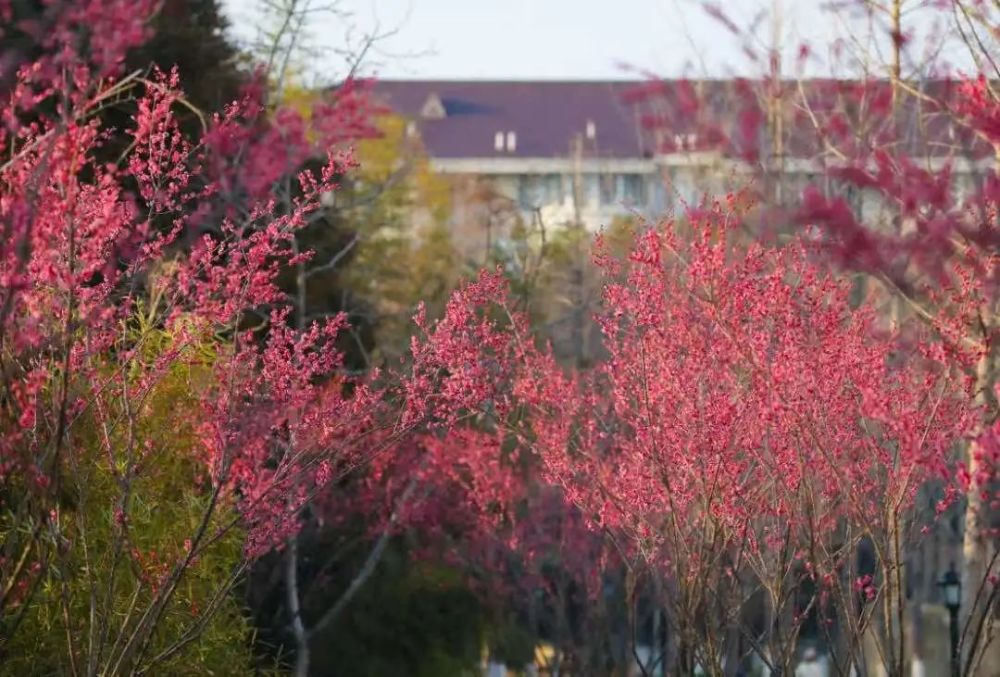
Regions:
[[0, 312, 259, 675], [489, 212, 643, 367], [484, 618, 537, 669], [132, 0, 246, 121], [340, 115, 461, 361], [305, 544, 484, 676]]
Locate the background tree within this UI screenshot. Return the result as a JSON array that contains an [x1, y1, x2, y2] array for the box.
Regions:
[[507, 197, 972, 675], [340, 113, 459, 362], [624, 2, 998, 671]]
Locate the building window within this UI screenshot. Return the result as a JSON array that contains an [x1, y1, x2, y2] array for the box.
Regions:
[[599, 174, 646, 206], [518, 174, 564, 209], [583, 175, 600, 205], [617, 174, 646, 206], [600, 174, 615, 205]]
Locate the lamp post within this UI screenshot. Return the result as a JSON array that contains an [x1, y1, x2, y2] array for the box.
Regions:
[[938, 564, 961, 677]]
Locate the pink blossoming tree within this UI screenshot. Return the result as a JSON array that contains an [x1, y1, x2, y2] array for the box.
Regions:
[[505, 196, 973, 674], [0, 2, 512, 672], [621, 1, 999, 671]]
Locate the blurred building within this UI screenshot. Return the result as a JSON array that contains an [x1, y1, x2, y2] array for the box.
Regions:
[[373, 80, 670, 241], [373, 79, 992, 257]]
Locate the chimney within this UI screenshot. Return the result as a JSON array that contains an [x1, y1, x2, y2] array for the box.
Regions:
[[494, 131, 504, 152], [506, 131, 517, 153]]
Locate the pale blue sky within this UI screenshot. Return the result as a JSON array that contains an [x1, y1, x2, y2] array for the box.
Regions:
[[221, 0, 975, 82]]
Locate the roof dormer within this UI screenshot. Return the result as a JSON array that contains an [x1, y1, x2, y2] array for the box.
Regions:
[[420, 93, 446, 120]]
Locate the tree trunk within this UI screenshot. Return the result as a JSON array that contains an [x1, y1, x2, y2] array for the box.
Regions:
[[285, 538, 310, 677], [961, 350, 998, 675]]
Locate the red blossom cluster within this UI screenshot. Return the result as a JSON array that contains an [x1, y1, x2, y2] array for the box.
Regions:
[[617, 3, 998, 668], [0, 1, 499, 651], [792, 75, 1000, 541], [517, 196, 970, 554]]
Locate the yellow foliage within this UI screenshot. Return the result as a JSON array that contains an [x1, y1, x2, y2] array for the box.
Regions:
[[355, 114, 452, 222], [342, 113, 460, 359], [1, 314, 262, 675]]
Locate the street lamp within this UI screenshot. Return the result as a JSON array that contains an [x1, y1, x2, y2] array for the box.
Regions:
[[938, 564, 961, 677]]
